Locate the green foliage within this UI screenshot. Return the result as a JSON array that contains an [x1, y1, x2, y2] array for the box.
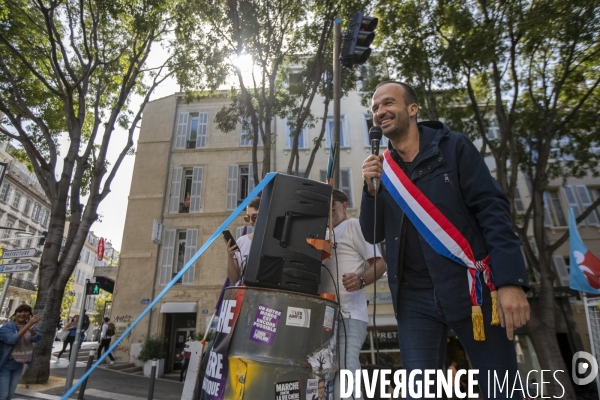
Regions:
[[138, 334, 168, 362], [0, 0, 174, 383], [92, 290, 113, 326], [174, 0, 372, 177]]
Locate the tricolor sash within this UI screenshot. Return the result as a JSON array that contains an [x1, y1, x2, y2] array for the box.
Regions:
[[381, 149, 499, 340]]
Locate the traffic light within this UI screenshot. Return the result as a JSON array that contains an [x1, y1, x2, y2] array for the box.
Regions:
[[38, 231, 47, 246], [341, 10, 378, 69], [86, 282, 101, 295]]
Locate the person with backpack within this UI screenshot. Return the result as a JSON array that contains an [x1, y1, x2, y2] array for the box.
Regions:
[[97, 317, 116, 365], [80, 310, 90, 342]]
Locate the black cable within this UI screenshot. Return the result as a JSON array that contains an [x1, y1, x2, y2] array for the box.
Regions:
[[373, 186, 381, 367]]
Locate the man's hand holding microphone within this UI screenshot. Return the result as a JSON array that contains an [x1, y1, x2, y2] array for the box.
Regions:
[[363, 126, 384, 196]]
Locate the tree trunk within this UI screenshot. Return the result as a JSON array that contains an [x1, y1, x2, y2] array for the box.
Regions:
[[527, 274, 576, 399]]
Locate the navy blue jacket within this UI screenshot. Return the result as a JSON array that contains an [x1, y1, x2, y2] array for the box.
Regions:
[[360, 121, 529, 322]]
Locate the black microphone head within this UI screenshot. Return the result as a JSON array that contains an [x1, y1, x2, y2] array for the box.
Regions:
[[369, 126, 383, 141]]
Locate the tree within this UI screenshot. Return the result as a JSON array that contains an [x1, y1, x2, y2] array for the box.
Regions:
[[92, 290, 112, 326], [174, 0, 366, 181], [29, 276, 75, 323], [372, 0, 600, 397], [0, 0, 175, 383]]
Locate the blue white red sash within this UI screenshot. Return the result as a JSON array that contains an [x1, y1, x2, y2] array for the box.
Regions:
[[380, 150, 498, 339]]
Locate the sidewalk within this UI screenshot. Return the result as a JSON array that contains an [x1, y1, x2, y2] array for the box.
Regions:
[[14, 341, 184, 400]]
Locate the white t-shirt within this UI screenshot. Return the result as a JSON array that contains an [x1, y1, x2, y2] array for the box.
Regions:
[[319, 218, 381, 323], [100, 322, 108, 340], [234, 234, 252, 279]]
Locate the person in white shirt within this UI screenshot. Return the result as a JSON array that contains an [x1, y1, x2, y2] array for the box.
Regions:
[[320, 189, 387, 400], [224, 196, 261, 284], [97, 316, 115, 365]]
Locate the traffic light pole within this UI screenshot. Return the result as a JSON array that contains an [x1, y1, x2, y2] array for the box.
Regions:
[[333, 18, 342, 190], [64, 279, 89, 393]]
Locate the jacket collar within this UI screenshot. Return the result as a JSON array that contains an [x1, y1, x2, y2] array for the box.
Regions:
[[387, 121, 450, 165]]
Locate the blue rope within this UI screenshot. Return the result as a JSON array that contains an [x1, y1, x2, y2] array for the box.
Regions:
[[61, 172, 277, 399]]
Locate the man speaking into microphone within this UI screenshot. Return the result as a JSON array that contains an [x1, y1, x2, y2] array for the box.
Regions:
[[360, 81, 530, 399]]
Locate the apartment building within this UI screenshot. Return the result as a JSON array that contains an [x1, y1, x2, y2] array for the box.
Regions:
[[0, 140, 50, 319]]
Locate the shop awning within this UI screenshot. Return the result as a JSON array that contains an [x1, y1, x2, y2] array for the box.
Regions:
[[160, 302, 197, 314]]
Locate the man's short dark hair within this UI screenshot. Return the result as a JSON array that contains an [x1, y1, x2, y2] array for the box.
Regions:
[[104, 316, 110, 322], [332, 189, 348, 203], [375, 81, 419, 106]]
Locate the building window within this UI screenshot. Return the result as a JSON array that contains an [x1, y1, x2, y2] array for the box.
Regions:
[[41, 209, 50, 227], [235, 226, 254, 239], [12, 191, 21, 209], [543, 190, 567, 227], [325, 116, 349, 148], [0, 183, 12, 202], [486, 118, 500, 140], [285, 120, 308, 149], [240, 118, 262, 147], [514, 186, 525, 213], [362, 116, 388, 148], [32, 203, 41, 222], [572, 185, 600, 226], [23, 198, 32, 216], [3, 218, 15, 239], [168, 166, 204, 214], [174, 111, 208, 149], [226, 164, 258, 210], [159, 228, 197, 286], [319, 168, 355, 208]]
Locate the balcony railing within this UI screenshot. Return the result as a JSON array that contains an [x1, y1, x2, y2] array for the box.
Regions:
[[10, 277, 36, 291]]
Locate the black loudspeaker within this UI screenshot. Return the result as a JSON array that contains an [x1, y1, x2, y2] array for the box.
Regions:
[[243, 174, 332, 295]]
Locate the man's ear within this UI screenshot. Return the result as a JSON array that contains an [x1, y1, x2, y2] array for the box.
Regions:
[[408, 103, 419, 118], [342, 201, 348, 212]]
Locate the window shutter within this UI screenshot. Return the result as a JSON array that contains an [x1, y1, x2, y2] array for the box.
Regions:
[[562, 186, 582, 225], [160, 229, 176, 285], [514, 186, 525, 212], [175, 112, 189, 149], [196, 112, 208, 148], [543, 192, 553, 227], [190, 167, 203, 213], [575, 185, 599, 226], [182, 229, 198, 285], [340, 168, 354, 208], [168, 167, 183, 213], [227, 165, 239, 210], [552, 255, 570, 287], [248, 163, 255, 194]]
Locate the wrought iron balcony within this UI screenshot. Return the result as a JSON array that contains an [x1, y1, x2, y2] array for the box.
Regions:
[[10, 277, 36, 291]]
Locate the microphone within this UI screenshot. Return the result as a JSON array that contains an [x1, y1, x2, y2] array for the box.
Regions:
[[369, 126, 383, 191]]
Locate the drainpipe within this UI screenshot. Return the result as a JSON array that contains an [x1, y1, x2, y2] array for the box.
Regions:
[[147, 94, 181, 336]]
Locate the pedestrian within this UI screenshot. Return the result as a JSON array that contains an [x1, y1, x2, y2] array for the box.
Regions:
[[320, 189, 386, 400], [361, 81, 530, 398], [97, 317, 116, 365], [0, 304, 42, 400], [224, 196, 261, 284], [80, 309, 90, 342], [56, 315, 78, 362], [177, 336, 193, 382]]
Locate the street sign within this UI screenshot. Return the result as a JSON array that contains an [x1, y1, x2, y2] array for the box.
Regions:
[[1, 248, 38, 259], [97, 237, 105, 261], [0, 262, 36, 274]]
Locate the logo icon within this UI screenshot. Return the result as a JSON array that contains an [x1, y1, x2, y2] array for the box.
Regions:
[[572, 351, 599, 385]]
